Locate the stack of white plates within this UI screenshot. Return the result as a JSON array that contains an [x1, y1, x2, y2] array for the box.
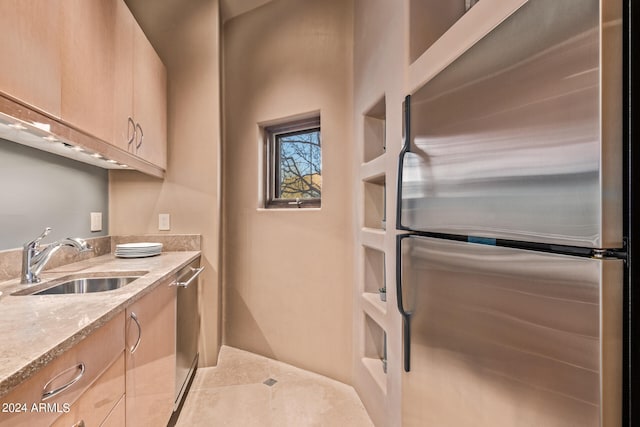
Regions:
[[115, 242, 163, 258]]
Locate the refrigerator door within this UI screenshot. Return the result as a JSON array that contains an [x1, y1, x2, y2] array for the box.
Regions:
[[399, 0, 622, 248], [399, 235, 622, 427]]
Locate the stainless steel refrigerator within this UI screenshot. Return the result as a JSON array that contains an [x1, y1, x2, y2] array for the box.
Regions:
[[396, 0, 626, 425]]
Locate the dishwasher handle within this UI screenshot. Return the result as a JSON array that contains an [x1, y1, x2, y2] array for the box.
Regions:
[[171, 266, 204, 288]]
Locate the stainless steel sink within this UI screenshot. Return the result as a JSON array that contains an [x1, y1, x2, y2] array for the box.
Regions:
[[31, 276, 141, 295]]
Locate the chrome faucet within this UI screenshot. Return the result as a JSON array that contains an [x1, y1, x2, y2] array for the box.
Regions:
[[21, 227, 92, 284]]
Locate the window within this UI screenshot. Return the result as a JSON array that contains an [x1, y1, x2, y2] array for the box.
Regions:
[[264, 117, 321, 208]]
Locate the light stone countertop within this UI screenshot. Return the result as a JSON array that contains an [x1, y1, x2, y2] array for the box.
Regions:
[[0, 250, 200, 398]]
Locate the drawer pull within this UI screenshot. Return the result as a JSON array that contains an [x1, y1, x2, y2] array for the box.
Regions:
[[171, 266, 204, 288], [130, 312, 142, 354], [72, 421, 85, 427], [41, 363, 85, 401]]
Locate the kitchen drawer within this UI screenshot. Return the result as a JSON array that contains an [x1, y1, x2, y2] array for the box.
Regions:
[[51, 352, 125, 427], [0, 312, 125, 427]]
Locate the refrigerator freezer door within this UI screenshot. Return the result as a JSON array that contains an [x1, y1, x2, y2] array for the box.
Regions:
[[400, 0, 622, 248], [399, 236, 622, 427]]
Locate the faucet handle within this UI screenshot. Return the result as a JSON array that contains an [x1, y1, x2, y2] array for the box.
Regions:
[[25, 227, 52, 249]]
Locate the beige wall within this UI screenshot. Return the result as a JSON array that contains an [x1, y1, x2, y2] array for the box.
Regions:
[[110, 0, 222, 366], [352, 0, 406, 425], [222, 0, 354, 383]]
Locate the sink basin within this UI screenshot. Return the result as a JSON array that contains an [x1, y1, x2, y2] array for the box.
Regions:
[[31, 276, 141, 295]]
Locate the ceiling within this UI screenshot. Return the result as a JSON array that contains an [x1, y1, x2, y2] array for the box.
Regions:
[[125, 0, 273, 37], [124, 0, 274, 63], [220, 0, 273, 22]]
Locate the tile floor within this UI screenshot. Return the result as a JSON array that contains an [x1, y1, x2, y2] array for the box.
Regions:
[[176, 346, 374, 427]]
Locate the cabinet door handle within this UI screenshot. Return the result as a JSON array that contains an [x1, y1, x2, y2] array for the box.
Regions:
[[72, 420, 85, 427], [127, 117, 136, 151], [130, 312, 142, 354], [135, 123, 144, 152], [41, 363, 85, 401]]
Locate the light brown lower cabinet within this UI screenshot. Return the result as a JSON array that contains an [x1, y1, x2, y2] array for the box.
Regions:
[[125, 281, 177, 427], [0, 312, 125, 427], [0, 281, 178, 427]]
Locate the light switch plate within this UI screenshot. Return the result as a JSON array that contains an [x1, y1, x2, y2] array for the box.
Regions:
[[90, 212, 102, 232], [159, 213, 170, 231]]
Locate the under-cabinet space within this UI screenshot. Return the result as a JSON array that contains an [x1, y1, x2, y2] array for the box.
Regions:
[[364, 174, 386, 230], [363, 96, 386, 163]]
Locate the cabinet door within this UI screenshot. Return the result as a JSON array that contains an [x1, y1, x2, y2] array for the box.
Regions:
[[133, 23, 167, 169], [0, 0, 61, 117], [60, 0, 116, 143], [112, 0, 135, 153], [101, 395, 125, 427], [126, 283, 176, 427]]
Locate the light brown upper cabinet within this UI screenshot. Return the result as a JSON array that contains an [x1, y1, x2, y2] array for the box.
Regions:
[[113, 1, 167, 169], [0, 0, 166, 175], [132, 24, 167, 169], [113, 0, 135, 153], [0, 0, 62, 118], [61, 0, 116, 144]]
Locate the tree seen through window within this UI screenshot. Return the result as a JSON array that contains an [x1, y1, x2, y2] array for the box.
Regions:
[[276, 128, 321, 200]]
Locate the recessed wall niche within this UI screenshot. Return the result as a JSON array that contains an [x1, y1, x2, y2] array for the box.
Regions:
[[363, 96, 386, 162], [363, 174, 386, 229], [363, 313, 388, 392], [364, 246, 385, 296]]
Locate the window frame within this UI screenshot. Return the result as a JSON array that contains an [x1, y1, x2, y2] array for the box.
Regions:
[[264, 116, 321, 209]]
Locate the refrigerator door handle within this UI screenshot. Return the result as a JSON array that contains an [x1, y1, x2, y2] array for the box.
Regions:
[[396, 95, 411, 231], [396, 234, 412, 372]]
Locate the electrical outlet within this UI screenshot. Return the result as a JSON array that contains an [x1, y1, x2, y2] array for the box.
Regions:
[[159, 213, 171, 231], [90, 212, 102, 232]]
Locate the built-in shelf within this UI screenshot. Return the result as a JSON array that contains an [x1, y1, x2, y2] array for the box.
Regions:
[[364, 174, 386, 230], [362, 293, 386, 323], [361, 155, 386, 181], [362, 357, 387, 394], [361, 228, 385, 251], [363, 96, 386, 163]]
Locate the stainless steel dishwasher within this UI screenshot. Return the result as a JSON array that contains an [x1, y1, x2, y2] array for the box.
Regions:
[[173, 259, 203, 412]]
